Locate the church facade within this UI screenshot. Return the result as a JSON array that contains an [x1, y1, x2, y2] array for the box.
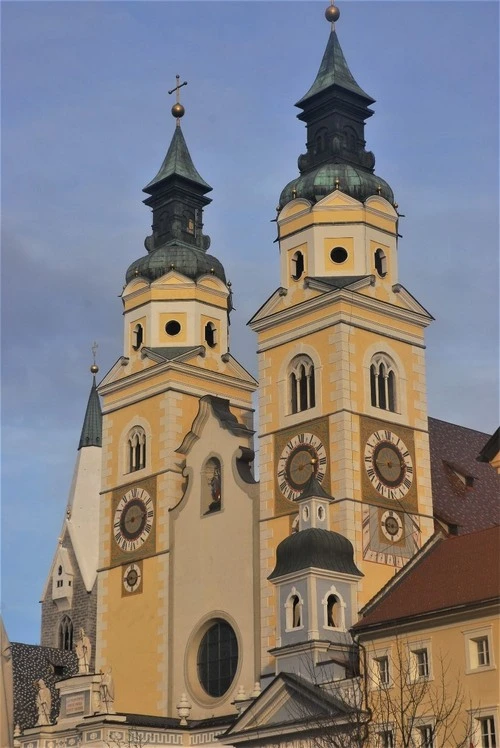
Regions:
[[10, 4, 499, 747]]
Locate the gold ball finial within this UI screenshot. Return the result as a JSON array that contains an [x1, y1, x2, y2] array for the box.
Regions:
[[171, 102, 185, 119], [325, 3, 340, 23], [90, 364, 99, 374], [91, 341, 99, 375]]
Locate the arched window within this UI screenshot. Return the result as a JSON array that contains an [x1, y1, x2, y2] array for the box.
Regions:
[[204, 322, 217, 348], [128, 426, 146, 472], [58, 615, 73, 651], [285, 588, 303, 630], [370, 354, 397, 412], [289, 355, 315, 413], [374, 248, 387, 277], [202, 457, 222, 515], [326, 594, 339, 627], [291, 251, 304, 281], [132, 323, 143, 350]]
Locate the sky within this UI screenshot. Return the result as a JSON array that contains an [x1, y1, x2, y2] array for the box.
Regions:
[[1, 1, 498, 645]]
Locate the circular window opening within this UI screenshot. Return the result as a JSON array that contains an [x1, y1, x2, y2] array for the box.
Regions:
[[197, 620, 238, 698], [165, 320, 181, 336], [330, 247, 348, 264]]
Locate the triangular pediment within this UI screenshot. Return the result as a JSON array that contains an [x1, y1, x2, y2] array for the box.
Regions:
[[226, 672, 351, 742], [391, 284, 434, 319], [151, 270, 196, 287], [315, 190, 362, 209]]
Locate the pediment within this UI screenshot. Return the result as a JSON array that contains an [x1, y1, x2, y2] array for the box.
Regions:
[[365, 194, 398, 217], [391, 284, 434, 319], [248, 288, 291, 327], [279, 199, 312, 221], [197, 275, 227, 291], [315, 190, 362, 209], [151, 270, 195, 287], [226, 672, 350, 741], [176, 394, 254, 456]]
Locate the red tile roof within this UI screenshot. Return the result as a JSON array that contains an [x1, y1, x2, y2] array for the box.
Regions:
[[354, 525, 500, 630], [429, 418, 500, 534]]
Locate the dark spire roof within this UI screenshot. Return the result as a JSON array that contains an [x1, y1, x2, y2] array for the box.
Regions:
[[278, 14, 394, 209], [295, 473, 334, 502], [269, 528, 362, 580], [296, 29, 373, 106], [78, 377, 102, 450], [143, 125, 211, 193]]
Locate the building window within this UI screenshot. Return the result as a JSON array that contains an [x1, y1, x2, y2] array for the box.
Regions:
[[326, 594, 339, 627], [165, 319, 181, 336], [289, 355, 315, 413], [412, 648, 430, 679], [128, 426, 146, 472], [204, 322, 217, 348], [132, 323, 144, 350], [370, 353, 397, 412], [379, 731, 394, 748], [418, 725, 434, 748], [291, 250, 304, 281], [58, 615, 73, 651], [474, 637, 491, 667], [374, 656, 390, 687], [479, 717, 497, 748], [202, 457, 222, 515], [197, 620, 238, 698], [330, 246, 348, 264], [374, 248, 387, 277], [285, 589, 303, 630]]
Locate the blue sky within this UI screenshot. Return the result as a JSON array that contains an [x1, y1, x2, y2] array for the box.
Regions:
[[1, 1, 498, 644]]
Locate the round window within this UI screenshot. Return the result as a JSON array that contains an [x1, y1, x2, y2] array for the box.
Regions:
[[197, 620, 238, 697], [330, 247, 348, 264], [165, 320, 181, 336]]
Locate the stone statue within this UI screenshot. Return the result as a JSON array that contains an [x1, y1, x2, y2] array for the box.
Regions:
[[99, 666, 115, 714], [35, 679, 51, 726], [75, 628, 91, 674]]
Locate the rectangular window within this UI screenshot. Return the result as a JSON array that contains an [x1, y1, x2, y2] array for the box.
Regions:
[[480, 717, 497, 748], [475, 637, 491, 667], [375, 656, 390, 686], [419, 725, 434, 748], [379, 730, 394, 748], [415, 648, 430, 678]]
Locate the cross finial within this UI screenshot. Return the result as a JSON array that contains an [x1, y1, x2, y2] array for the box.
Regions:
[[90, 341, 99, 375], [169, 74, 188, 126]]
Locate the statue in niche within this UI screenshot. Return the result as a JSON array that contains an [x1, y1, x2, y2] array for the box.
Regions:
[[35, 679, 51, 726], [75, 628, 91, 674], [204, 458, 222, 514], [99, 666, 115, 714]]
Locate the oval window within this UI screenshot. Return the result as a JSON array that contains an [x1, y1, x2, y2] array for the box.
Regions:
[[197, 620, 238, 697]]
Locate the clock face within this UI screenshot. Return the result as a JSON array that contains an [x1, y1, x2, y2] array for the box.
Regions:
[[364, 430, 413, 500], [380, 510, 403, 542], [277, 433, 327, 501], [123, 562, 142, 594], [113, 487, 154, 552]]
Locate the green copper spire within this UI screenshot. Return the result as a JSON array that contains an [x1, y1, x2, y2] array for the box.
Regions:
[[144, 125, 211, 192], [296, 27, 373, 106], [78, 376, 102, 450]]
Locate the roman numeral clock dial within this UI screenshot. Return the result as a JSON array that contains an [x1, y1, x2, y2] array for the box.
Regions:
[[277, 433, 327, 501], [113, 487, 155, 553], [364, 430, 413, 500]]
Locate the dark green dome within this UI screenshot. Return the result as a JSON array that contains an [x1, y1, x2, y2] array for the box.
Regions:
[[268, 528, 362, 580], [279, 163, 394, 209], [126, 241, 226, 285]]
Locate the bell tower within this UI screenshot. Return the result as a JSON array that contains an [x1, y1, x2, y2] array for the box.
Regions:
[[250, 3, 435, 679], [96, 82, 259, 719]]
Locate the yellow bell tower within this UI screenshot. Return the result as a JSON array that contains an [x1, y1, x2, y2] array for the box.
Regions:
[[96, 83, 258, 717], [250, 5, 435, 677]]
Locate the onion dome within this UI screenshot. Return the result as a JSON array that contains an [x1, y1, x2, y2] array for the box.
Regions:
[[126, 242, 226, 284], [269, 528, 362, 580], [278, 5, 395, 209]]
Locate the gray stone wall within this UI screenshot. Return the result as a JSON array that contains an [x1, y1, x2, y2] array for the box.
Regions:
[[40, 529, 97, 672]]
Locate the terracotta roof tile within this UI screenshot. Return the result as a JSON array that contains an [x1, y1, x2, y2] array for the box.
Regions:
[[429, 418, 500, 534], [354, 526, 500, 630]]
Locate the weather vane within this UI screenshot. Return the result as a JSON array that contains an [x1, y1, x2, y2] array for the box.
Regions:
[[169, 74, 187, 126]]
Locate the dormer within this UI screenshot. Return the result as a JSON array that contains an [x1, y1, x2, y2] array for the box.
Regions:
[[51, 546, 74, 611]]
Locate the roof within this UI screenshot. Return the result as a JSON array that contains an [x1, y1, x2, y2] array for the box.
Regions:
[[11, 643, 78, 730], [478, 427, 500, 464], [296, 474, 334, 502], [126, 241, 226, 285], [308, 275, 369, 290], [78, 376, 102, 450], [354, 526, 500, 631], [296, 29, 373, 106], [428, 417, 500, 534], [269, 528, 362, 580], [143, 125, 211, 193]]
